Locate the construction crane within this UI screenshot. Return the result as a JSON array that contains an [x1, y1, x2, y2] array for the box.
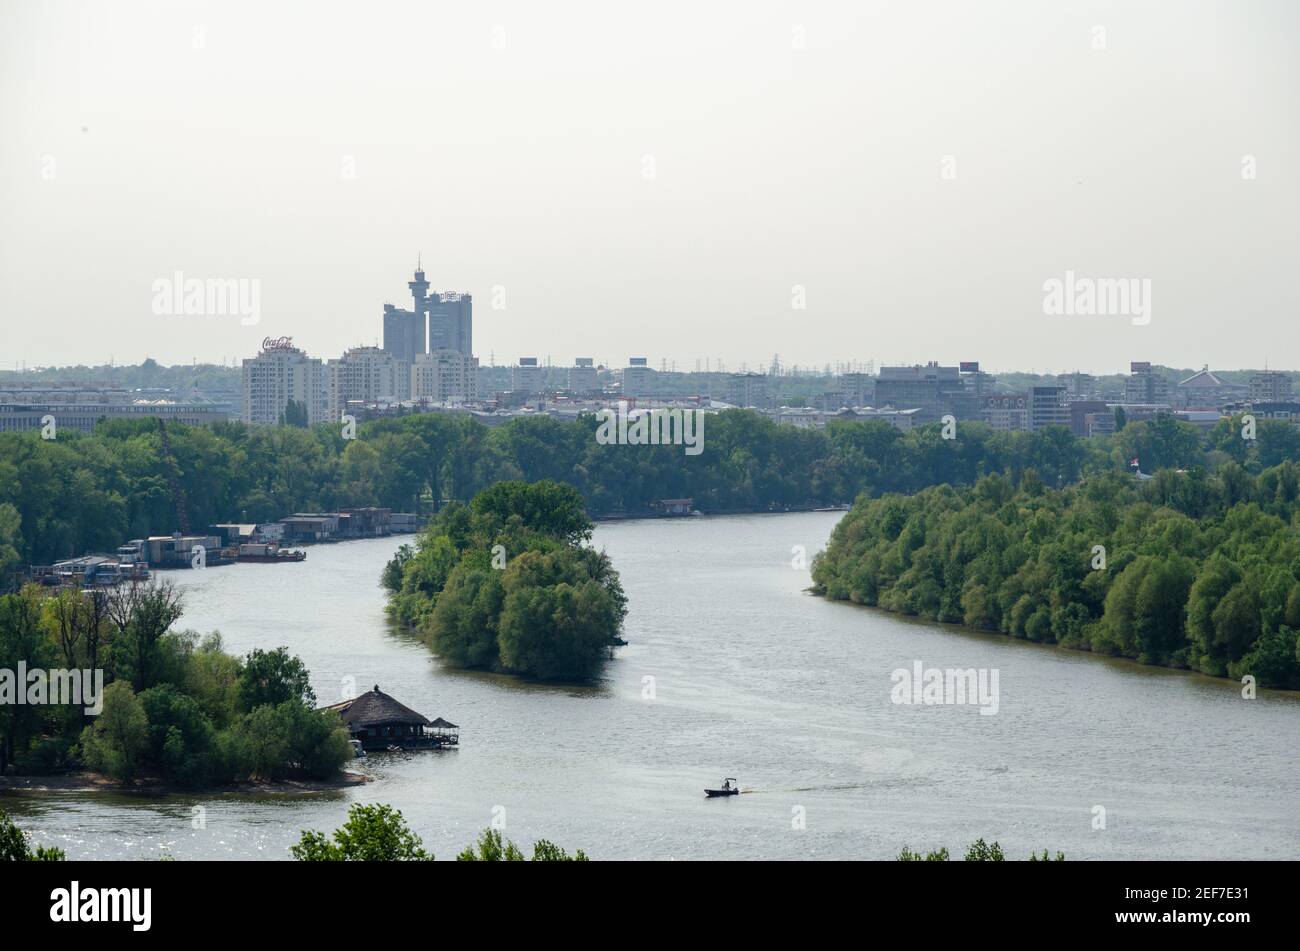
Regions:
[[156, 419, 191, 535]]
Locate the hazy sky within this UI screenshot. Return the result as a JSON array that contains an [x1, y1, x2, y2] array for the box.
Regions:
[[2, 0, 1297, 375]]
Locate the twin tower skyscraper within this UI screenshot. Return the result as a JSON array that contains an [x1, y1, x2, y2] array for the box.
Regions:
[[381, 262, 473, 364]]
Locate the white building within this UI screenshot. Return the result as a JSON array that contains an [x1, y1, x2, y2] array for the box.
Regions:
[[412, 350, 478, 403], [241, 340, 327, 425], [328, 347, 409, 421]]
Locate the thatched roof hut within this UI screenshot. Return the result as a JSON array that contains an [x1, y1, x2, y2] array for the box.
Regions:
[[321, 685, 457, 750]]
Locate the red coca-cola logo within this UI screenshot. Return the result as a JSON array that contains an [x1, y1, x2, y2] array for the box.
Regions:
[[262, 336, 294, 350]]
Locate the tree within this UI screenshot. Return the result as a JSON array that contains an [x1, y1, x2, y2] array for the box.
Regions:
[[454, 828, 586, 861], [496, 550, 624, 680], [107, 581, 184, 691], [425, 564, 504, 668], [897, 845, 950, 861], [964, 839, 1006, 861], [291, 804, 432, 861], [531, 839, 589, 861], [0, 808, 65, 861], [0, 587, 58, 773], [456, 828, 525, 861], [279, 399, 308, 428], [79, 682, 150, 781], [238, 646, 315, 710], [0, 502, 21, 581]]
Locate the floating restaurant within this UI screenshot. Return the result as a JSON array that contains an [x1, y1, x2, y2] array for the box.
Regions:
[[321, 685, 459, 752]]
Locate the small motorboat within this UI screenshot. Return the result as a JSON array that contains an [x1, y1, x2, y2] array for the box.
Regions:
[[705, 777, 739, 797]]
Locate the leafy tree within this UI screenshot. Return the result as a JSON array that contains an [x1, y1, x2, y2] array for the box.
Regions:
[[964, 839, 1006, 861], [0, 808, 65, 861], [454, 828, 586, 861], [291, 804, 432, 861], [79, 682, 150, 781], [897, 845, 950, 861], [456, 828, 526, 861], [531, 839, 589, 861], [238, 646, 315, 710]]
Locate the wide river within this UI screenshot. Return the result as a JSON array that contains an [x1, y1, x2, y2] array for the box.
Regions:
[[6, 512, 1298, 860]]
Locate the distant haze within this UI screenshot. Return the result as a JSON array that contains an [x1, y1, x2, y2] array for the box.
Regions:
[[2, 0, 1297, 375]]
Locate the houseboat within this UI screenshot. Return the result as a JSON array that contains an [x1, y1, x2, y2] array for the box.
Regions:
[[233, 542, 306, 563]]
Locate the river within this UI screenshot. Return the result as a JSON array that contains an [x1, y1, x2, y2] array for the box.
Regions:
[[5, 512, 1298, 860]]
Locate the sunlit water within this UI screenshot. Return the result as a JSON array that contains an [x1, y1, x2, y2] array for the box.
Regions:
[[5, 512, 1298, 860]]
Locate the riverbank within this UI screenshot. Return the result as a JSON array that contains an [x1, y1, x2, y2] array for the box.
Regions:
[[8, 515, 1298, 860], [812, 591, 1300, 696], [0, 770, 371, 796]]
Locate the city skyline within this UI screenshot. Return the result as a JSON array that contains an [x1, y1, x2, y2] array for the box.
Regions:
[[3, 1, 1298, 374]]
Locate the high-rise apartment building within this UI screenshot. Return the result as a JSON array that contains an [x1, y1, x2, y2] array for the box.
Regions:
[[382, 304, 424, 365], [380, 267, 473, 365], [328, 346, 408, 420], [428, 292, 472, 356], [411, 350, 477, 403], [241, 339, 327, 425]]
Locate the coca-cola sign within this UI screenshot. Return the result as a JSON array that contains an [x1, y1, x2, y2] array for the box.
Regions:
[[262, 336, 295, 351]]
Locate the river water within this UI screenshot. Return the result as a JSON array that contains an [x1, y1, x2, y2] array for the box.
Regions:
[[5, 512, 1298, 860]]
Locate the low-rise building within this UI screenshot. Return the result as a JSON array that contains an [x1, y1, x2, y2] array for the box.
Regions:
[[0, 400, 228, 433], [982, 393, 1029, 431], [1176, 366, 1245, 408]]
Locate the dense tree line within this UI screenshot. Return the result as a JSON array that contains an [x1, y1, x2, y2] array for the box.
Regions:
[[11, 408, 1300, 574], [384, 480, 627, 681], [0, 581, 352, 782], [812, 462, 1300, 687]]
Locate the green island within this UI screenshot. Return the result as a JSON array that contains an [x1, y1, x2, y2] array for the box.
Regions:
[[383, 480, 627, 681], [812, 462, 1300, 688], [0, 581, 352, 783]]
